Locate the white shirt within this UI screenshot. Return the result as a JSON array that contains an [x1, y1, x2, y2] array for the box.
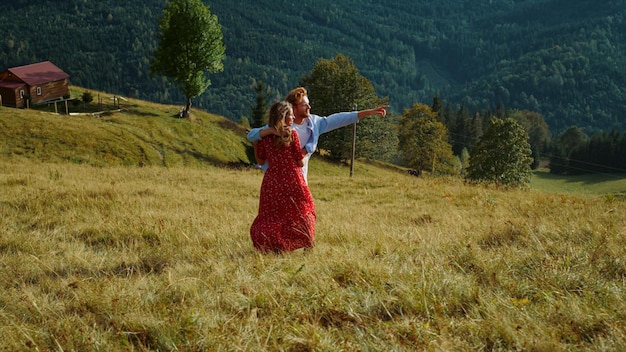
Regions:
[[292, 121, 312, 183]]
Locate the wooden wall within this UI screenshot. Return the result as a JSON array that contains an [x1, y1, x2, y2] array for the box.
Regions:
[[29, 79, 69, 105], [0, 87, 22, 107]]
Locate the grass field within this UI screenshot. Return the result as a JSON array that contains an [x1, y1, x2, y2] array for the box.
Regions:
[[531, 169, 626, 197], [1, 157, 624, 351], [1, 92, 625, 350]]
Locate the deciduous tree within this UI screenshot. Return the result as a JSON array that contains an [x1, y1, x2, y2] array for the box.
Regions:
[[300, 54, 394, 162], [399, 103, 457, 175], [466, 117, 533, 187], [150, 0, 225, 118], [510, 109, 551, 169]]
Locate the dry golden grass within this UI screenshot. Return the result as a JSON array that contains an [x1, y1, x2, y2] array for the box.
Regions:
[[1, 157, 624, 351]]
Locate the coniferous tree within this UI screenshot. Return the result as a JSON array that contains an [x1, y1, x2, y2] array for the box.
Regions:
[[550, 126, 588, 174], [469, 111, 484, 151], [431, 95, 443, 116], [250, 80, 269, 128], [494, 102, 507, 119], [618, 132, 626, 172], [451, 103, 471, 156]]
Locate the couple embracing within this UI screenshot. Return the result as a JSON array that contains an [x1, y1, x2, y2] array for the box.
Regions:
[[248, 87, 388, 253]]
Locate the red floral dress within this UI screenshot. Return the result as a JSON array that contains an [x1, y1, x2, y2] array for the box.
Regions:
[[250, 132, 316, 252]]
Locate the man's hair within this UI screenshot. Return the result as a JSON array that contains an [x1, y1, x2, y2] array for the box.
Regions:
[[285, 87, 307, 106]]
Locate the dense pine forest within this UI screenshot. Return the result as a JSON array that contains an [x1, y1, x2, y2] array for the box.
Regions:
[[0, 0, 624, 135]]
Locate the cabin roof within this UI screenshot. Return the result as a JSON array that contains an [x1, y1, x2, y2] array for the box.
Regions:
[[5, 61, 69, 85]]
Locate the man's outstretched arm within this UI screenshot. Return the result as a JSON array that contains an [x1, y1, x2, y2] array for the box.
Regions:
[[357, 105, 388, 120], [319, 105, 389, 136]]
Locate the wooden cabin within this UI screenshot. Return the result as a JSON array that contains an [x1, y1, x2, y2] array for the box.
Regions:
[[0, 61, 70, 108]]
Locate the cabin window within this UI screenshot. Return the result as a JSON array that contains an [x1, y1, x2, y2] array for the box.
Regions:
[[36, 87, 42, 96], [20, 90, 25, 98]]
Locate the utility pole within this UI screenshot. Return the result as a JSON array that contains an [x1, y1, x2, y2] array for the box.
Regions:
[[350, 104, 357, 177]]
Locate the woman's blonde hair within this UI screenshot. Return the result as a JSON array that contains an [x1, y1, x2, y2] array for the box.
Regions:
[[268, 101, 293, 148]]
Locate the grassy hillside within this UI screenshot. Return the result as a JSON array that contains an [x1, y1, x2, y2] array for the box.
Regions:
[[2, 88, 625, 196], [0, 87, 253, 168], [1, 93, 625, 350]]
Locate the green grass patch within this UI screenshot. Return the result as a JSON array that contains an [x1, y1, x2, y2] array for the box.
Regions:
[[531, 169, 626, 197]]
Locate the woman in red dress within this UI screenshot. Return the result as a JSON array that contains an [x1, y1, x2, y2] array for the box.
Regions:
[[250, 101, 316, 253]]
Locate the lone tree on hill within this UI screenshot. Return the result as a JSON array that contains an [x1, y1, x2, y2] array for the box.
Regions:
[[151, 0, 225, 118], [466, 117, 533, 187]]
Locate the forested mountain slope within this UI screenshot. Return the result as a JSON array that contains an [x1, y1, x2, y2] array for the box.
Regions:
[[0, 0, 623, 134]]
